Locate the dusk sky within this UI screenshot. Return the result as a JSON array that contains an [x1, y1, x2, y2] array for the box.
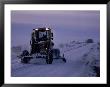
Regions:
[[11, 10, 100, 46]]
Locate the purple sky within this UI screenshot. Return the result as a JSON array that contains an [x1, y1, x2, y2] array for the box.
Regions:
[[11, 10, 100, 46]]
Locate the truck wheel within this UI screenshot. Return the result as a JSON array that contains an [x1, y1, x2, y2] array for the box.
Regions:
[[46, 51, 53, 64], [46, 58, 53, 64], [21, 50, 29, 56], [20, 50, 30, 64], [21, 57, 30, 64]]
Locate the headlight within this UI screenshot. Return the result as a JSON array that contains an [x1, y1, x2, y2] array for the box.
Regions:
[[46, 28, 49, 30], [35, 29, 38, 30]]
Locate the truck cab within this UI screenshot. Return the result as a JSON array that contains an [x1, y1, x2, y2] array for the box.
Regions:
[[30, 27, 54, 55]]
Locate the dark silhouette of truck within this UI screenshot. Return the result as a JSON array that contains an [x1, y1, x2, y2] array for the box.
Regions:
[[18, 27, 66, 64]]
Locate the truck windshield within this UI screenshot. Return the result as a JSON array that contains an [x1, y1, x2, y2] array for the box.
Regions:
[[39, 31, 49, 41], [39, 31, 46, 38]]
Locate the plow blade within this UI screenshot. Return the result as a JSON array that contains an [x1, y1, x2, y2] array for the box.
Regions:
[[53, 58, 66, 63], [53, 57, 66, 63]]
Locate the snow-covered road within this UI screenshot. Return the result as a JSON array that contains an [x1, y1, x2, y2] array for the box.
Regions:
[[11, 43, 99, 77]]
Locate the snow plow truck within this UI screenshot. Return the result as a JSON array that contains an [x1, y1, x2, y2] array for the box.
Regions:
[[18, 27, 66, 64]]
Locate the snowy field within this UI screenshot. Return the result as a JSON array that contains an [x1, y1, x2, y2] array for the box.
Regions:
[[11, 41, 100, 77]]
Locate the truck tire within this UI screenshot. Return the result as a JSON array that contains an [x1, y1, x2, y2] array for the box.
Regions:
[[46, 58, 53, 64], [21, 57, 29, 63], [46, 50, 53, 64], [20, 50, 30, 64]]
